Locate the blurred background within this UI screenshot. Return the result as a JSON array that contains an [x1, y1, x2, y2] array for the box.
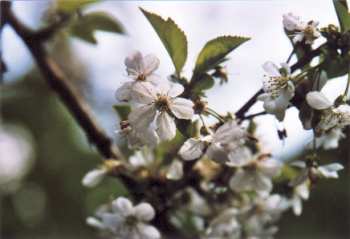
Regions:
[[1, 1, 349, 238]]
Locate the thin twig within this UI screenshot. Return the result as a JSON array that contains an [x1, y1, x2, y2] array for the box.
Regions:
[[242, 111, 267, 120]]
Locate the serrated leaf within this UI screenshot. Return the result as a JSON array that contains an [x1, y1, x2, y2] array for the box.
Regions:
[[56, 0, 99, 13], [193, 73, 215, 93], [194, 36, 250, 74], [141, 8, 187, 75], [333, 0, 350, 32], [113, 104, 131, 121], [70, 11, 124, 44]]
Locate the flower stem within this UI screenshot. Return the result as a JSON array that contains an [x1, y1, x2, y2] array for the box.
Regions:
[[206, 108, 225, 122], [343, 70, 350, 101]]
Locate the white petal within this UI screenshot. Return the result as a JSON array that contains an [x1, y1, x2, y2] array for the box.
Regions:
[[166, 160, 183, 180], [100, 213, 123, 231], [82, 168, 107, 188], [86, 217, 105, 229], [115, 82, 133, 102], [143, 54, 160, 76], [262, 61, 281, 77], [213, 120, 245, 144], [227, 146, 253, 167], [229, 170, 272, 193], [131, 82, 158, 104], [257, 93, 270, 101], [206, 143, 230, 163], [156, 112, 176, 141], [112, 197, 134, 216], [129, 104, 157, 130], [262, 96, 287, 121], [292, 197, 303, 216], [283, 13, 302, 31], [137, 223, 161, 239], [125, 51, 144, 77], [306, 91, 332, 110], [293, 33, 305, 43], [318, 128, 344, 150], [179, 138, 205, 161], [258, 158, 282, 178], [170, 98, 194, 119], [134, 202, 155, 221], [317, 163, 344, 178], [295, 182, 310, 200], [167, 83, 184, 97]]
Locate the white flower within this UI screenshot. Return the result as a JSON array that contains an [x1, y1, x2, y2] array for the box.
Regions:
[[229, 157, 282, 194], [258, 61, 295, 121], [115, 51, 161, 102], [204, 208, 241, 239], [129, 82, 194, 142], [315, 128, 345, 150], [290, 181, 310, 216], [119, 120, 159, 149], [82, 168, 107, 188], [179, 120, 249, 165], [289, 160, 344, 186], [306, 91, 350, 134], [87, 197, 160, 239], [82, 160, 122, 188], [283, 13, 320, 44]]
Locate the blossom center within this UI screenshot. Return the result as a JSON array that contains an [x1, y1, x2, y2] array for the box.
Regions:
[[137, 74, 147, 81], [303, 25, 315, 39], [265, 76, 289, 98], [125, 215, 138, 227], [155, 94, 171, 112]]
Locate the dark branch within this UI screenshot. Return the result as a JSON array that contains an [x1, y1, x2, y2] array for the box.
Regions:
[[1, 1, 122, 161], [242, 110, 267, 120]]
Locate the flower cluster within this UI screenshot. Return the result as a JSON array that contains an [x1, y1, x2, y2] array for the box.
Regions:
[[82, 11, 348, 239]]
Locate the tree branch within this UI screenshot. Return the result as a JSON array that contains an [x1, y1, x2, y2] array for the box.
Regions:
[[1, 1, 122, 161]]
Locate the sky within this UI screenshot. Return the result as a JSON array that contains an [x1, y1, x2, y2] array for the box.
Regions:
[[2, 0, 349, 161]]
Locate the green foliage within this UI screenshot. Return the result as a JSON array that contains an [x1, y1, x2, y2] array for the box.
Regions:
[[193, 36, 250, 74], [193, 73, 215, 95], [140, 8, 188, 76], [113, 104, 131, 121], [333, 0, 350, 32], [56, 0, 99, 13], [70, 11, 124, 44]]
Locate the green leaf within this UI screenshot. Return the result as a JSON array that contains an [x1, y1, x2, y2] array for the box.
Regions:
[[194, 36, 250, 74], [193, 73, 215, 94], [56, 0, 99, 13], [113, 104, 131, 121], [70, 11, 124, 44], [140, 8, 187, 76], [333, 0, 350, 32]]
